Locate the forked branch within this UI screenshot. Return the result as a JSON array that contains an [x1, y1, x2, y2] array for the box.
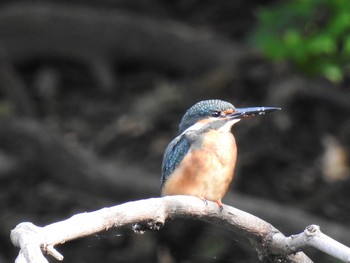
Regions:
[[10, 196, 350, 262]]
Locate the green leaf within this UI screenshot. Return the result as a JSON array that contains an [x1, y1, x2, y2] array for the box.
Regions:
[[251, 0, 350, 83], [321, 63, 343, 82], [344, 35, 350, 55], [308, 35, 336, 55]]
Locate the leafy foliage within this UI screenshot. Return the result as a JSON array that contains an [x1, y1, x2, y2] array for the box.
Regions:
[[253, 0, 350, 82]]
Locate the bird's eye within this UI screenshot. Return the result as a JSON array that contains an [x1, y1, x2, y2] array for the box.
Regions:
[[211, 111, 221, 117]]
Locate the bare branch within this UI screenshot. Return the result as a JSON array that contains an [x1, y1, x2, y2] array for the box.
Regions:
[[10, 196, 350, 263], [11, 223, 48, 263], [281, 225, 350, 262]]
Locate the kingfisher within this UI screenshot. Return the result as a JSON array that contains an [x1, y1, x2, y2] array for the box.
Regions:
[[160, 99, 280, 208]]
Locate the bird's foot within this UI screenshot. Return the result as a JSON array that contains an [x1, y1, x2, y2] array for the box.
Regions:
[[196, 197, 223, 211], [196, 196, 208, 206], [215, 200, 223, 212]]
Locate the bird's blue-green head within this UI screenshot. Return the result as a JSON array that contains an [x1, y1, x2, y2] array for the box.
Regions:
[[178, 99, 280, 133]]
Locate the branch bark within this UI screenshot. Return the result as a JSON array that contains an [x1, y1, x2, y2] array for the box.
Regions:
[[11, 196, 350, 263], [280, 225, 350, 262]]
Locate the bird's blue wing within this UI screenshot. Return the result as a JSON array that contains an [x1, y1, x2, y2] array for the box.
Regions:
[[161, 134, 191, 189]]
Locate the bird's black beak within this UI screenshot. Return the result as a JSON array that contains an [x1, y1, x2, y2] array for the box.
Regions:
[[228, 107, 281, 119]]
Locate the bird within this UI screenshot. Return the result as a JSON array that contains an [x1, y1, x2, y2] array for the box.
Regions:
[[160, 99, 280, 208]]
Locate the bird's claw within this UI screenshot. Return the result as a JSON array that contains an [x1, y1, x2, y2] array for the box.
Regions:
[[197, 197, 223, 212], [197, 196, 208, 206], [215, 200, 224, 212]]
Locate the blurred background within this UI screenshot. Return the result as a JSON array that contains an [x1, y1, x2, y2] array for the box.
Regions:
[[1, 0, 350, 262]]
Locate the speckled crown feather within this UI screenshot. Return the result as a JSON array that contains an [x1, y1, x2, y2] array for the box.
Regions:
[[178, 100, 235, 133]]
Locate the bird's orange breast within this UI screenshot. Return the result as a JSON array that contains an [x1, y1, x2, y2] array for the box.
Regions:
[[161, 130, 237, 203]]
